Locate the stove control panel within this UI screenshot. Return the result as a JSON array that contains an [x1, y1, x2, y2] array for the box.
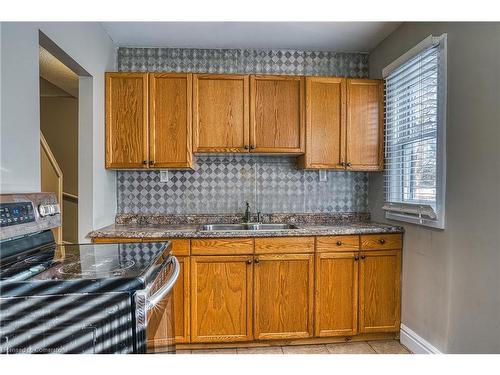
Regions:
[[0, 202, 36, 227]]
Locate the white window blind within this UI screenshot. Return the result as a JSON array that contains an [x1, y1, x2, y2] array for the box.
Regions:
[[383, 35, 447, 228]]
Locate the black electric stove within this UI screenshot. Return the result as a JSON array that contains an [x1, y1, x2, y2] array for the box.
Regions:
[[0, 193, 179, 354], [0, 238, 171, 297]]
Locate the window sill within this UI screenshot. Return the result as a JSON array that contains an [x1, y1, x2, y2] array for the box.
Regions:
[[385, 211, 445, 229]]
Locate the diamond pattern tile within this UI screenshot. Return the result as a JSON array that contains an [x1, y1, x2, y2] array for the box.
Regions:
[[116, 47, 369, 214], [118, 47, 368, 77], [117, 155, 368, 214]]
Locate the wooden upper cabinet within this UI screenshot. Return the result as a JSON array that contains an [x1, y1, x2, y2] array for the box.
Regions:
[[190, 255, 253, 343], [359, 249, 401, 333], [105, 73, 148, 168], [149, 73, 193, 168], [253, 254, 314, 340], [300, 77, 346, 169], [250, 75, 305, 153], [315, 252, 359, 337], [193, 74, 249, 153], [346, 79, 384, 171]]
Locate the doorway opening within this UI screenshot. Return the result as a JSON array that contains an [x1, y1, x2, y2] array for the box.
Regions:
[[39, 47, 78, 243], [38, 31, 92, 244]]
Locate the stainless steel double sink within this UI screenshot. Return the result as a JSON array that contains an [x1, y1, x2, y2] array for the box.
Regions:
[[199, 223, 298, 231]]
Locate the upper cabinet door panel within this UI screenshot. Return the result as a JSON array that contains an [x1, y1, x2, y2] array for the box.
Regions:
[[105, 73, 148, 168], [149, 73, 193, 168], [302, 77, 346, 169], [250, 75, 305, 153], [346, 79, 384, 171], [193, 74, 249, 153]]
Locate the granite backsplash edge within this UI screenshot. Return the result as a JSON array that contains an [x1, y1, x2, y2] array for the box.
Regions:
[[115, 212, 371, 225]]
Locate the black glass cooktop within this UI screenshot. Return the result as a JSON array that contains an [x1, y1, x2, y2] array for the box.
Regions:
[[0, 241, 171, 297]]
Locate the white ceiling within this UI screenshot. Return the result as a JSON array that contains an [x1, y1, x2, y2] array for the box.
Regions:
[[101, 22, 402, 52]]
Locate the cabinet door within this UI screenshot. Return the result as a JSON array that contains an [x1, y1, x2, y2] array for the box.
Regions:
[[190, 256, 253, 342], [105, 73, 148, 168], [359, 250, 401, 333], [346, 79, 384, 171], [253, 254, 314, 340], [301, 77, 346, 169], [173, 256, 190, 343], [250, 75, 305, 153], [315, 252, 358, 337], [193, 74, 249, 152], [149, 73, 193, 168]]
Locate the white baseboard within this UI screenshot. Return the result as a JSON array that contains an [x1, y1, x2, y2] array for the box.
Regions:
[[400, 324, 442, 354]]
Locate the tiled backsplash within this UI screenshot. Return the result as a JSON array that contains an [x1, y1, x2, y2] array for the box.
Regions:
[[116, 47, 369, 215], [118, 47, 368, 77], [117, 155, 368, 214]]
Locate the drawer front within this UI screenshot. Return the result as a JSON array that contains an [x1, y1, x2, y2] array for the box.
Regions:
[[191, 238, 254, 255], [255, 237, 315, 254], [316, 236, 360, 252], [360, 234, 402, 251], [143, 238, 190, 256]]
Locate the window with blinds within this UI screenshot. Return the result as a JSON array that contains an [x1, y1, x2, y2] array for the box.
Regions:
[[382, 35, 447, 229]]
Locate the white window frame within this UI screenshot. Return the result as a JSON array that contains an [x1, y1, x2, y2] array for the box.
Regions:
[[382, 34, 447, 229]]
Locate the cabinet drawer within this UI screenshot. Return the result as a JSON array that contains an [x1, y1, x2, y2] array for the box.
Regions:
[[143, 238, 190, 256], [316, 236, 359, 252], [255, 237, 314, 254], [360, 234, 402, 251], [191, 238, 254, 255]]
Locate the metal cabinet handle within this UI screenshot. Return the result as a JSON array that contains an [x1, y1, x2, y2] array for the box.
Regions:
[[149, 160, 155, 166], [346, 162, 352, 167], [361, 255, 366, 260], [254, 258, 260, 264], [339, 161, 346, 167], [336, 241, 342, 246], [143, 160, 148, 165], [354, 255, 359, 261], [250, 145, 256, 150], [244, 145, 250, 150], [379, 239, 386, 244], [246, 259, 253, 264]]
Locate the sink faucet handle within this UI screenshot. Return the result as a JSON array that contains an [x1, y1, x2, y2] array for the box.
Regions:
[[257, 211, 262, 223]]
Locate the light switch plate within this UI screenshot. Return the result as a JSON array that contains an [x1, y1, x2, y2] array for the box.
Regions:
[[319, 170, 327, 182], [160, 170, 169, 183]]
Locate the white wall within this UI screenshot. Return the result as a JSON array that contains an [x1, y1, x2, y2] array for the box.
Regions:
[[0, 22, 117, 241], [369, 22, 500, 353]]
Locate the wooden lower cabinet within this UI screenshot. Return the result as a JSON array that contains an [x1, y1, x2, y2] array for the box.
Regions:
[[253, 254, 314, 340], [174, 256, 190, 343], [359, 250, 401, 333], [314, 252, 358, 337], [92, 235, 402, 345], [190, 255, 253, 343]]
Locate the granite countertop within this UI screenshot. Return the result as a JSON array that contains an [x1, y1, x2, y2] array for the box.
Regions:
[[88, 222, 403, 239]]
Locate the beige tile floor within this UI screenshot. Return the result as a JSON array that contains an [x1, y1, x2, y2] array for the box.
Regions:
[[177, 340, 411, 354]]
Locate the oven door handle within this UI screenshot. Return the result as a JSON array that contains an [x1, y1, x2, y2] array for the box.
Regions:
[[145, 256, 180, 311]]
